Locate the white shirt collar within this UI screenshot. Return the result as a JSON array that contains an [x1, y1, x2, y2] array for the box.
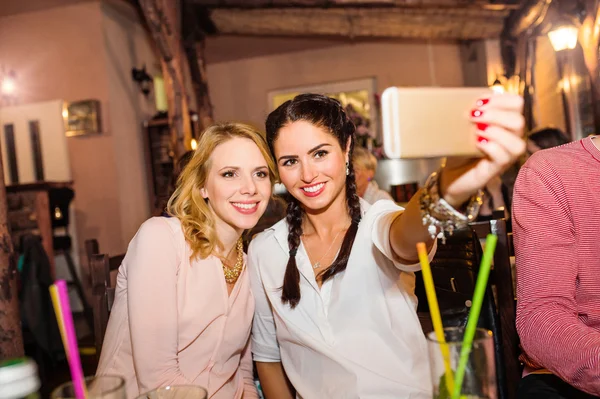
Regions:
[[264, 198, 371, 255]]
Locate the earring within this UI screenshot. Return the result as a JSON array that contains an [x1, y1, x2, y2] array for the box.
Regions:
[[346, 162, 350, 176]]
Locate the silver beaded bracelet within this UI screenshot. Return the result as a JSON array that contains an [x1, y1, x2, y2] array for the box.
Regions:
[[420, 169, 484, 244]]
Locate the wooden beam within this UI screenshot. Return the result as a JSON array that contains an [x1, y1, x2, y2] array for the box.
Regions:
[[503, 0, 551, 37], [191, 0, 521, 9], [210, 7, 509, 40]]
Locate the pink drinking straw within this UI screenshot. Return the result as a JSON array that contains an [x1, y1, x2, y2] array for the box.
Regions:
[[55, 280, 88, 399]]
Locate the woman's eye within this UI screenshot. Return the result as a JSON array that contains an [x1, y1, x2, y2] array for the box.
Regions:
[[256, 171, 268, 178], [314, 150, 328, 158], [282, 159, 298, 167], [222, 171, 235, 178]]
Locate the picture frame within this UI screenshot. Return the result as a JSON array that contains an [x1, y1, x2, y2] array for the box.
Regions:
[[63, 99, 102, 137], [267, 77, 378, 140]]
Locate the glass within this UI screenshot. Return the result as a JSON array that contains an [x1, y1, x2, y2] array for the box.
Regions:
[[427, 327, 496, 399], [51, 376, 125, 399], [136, 386, 208, 399]]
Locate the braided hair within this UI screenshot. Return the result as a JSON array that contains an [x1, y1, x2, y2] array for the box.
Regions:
[[265, 93, 362, 308]]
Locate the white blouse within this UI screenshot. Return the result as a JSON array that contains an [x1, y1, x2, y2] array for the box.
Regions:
[[248, 200, 437, 399]]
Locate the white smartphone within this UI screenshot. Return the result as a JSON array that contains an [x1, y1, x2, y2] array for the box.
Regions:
[[381, 87, 493, 159]]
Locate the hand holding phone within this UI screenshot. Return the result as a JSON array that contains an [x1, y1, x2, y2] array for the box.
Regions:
[[381, 87, 493, 159], [442, 93, 526, 208], [381, 87, 526, 208]]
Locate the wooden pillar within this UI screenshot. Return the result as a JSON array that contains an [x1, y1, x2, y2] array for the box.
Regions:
[[579, 0, 600, 135], [191, 39, 214, 133], [0, 147, 24, 360], [500, 0, 552, 133], [182, 37, 214, 134], [181, 3, 214, 135], [459, 40, 489, 87], [139, 0, 193, 158], [514, 35, 535, 132]]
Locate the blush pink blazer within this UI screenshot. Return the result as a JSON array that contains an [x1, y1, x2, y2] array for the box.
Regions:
[[96, 217, 258, 399]]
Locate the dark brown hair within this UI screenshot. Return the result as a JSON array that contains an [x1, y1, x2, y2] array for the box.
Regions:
[[265, 93, 362, 308], [528, 127, 569, 150]]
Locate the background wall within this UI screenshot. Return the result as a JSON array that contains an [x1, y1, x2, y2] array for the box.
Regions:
[[0, 1, 475, 289], [101, 0, 157, 244], [206, 41, 465, 127], [0, 1, 158, 302], [0, 101, 69, 184]]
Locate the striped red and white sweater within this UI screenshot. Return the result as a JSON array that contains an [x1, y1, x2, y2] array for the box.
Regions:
[[513, 136, 600, 396]]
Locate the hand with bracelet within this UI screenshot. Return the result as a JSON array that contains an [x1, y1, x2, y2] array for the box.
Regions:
[[390, 93, 525, 261]]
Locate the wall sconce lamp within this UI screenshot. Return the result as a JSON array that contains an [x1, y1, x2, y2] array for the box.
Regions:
[[1, 69, 17, 97], [548, 14, 580, 52], [190, 138, 198, 150], [132, 66, 153, 96]]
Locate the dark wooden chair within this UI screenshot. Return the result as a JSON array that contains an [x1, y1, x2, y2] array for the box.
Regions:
[[469, 218, 519, 399], [416, 221, 518, 399], [90, 254, 113, 357], [85, 239, 125, 357], [85, 239, 125, 273], [85, 239, 99, 268]]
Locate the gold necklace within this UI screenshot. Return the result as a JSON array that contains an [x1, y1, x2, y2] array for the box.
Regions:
[[221, 238, 244, 284]]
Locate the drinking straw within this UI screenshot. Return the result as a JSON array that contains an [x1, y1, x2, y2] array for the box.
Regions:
[[49, 285, 70, 360], [451, 234, 498, 399], [416, 242, 454, 394], [53, 280, 88, 399]]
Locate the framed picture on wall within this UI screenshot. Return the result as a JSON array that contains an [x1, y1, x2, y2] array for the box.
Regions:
[[267, 77, 379, 144], [62, 99, 102, 137]]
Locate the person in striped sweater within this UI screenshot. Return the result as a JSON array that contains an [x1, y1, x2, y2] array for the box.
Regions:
[[513, 135, 600, 399]]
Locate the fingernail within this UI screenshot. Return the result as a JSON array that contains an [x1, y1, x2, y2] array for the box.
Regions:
[[477, 136, 488, 144], [476, 98, 490, 107], [476, 123, 489, 131], [471, 109, 484, 118]]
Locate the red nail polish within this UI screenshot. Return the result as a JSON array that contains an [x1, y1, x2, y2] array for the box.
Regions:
[[477, 136, 488, 144], [476, 98, 490, 107], [476, 123, 489, 131], [471, 109, 484, 118]]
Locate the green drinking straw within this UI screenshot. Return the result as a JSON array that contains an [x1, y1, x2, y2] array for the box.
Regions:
[[451, 233, 498, 399]]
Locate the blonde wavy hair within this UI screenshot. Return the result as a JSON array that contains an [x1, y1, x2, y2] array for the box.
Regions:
[[167, 122, 277, 260]]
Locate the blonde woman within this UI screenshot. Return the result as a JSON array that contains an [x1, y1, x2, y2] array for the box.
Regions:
[[352, 146, 393, 204], [97, 123, 277, 399]]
